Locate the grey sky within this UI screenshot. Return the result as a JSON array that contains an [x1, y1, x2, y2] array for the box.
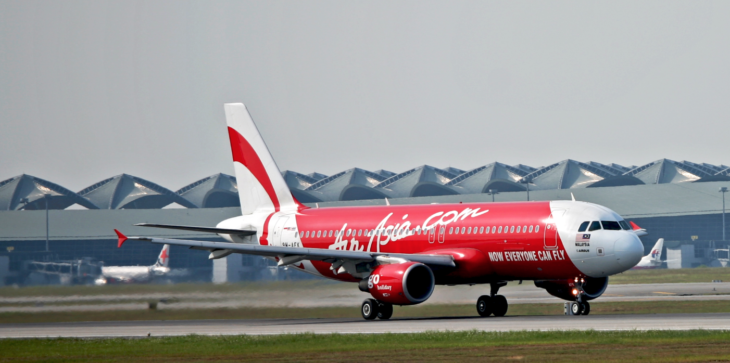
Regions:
[[1, 1, 728, 191]]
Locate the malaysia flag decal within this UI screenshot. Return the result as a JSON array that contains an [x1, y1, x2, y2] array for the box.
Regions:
[[576, 234, 591, 242]]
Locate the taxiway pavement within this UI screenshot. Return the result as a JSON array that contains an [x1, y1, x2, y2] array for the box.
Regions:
[[2, 313, 729, 338]]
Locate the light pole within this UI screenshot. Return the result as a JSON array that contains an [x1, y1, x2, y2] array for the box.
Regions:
[[520, 178, 532, 201], [720, 187, 728, 241], [488, 189, 499, 203], [44, 194, 50, 252]]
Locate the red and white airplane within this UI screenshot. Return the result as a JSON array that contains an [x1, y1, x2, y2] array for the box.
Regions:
[[116, 103, 645, 319], [96, 244, 171, 285]]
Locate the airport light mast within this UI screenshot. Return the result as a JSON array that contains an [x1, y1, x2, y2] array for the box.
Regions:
[[520, 178, 532, 201], [488, 189, 499, 203], [720, 187, 728, 241]]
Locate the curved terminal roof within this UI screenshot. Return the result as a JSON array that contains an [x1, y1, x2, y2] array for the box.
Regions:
[[282, 171, 320, 190], [306, 172, 328, 181], [624, 159, 714, 184], [79, 174, 197, 209], [0, 174, 99, 210], [176, 173, 240, 208], [375, 165, 459, 198], [373, 169, 396, 178], [446, 162, 530, 194], [303, 168, 387, 202], [521, 160, 617, 190]]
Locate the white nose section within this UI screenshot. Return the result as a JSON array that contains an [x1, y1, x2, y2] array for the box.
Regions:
[[614, 234, 644, 269]]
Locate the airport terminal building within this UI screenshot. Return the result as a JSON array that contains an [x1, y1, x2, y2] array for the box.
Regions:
[[1, 158, 729, 285]]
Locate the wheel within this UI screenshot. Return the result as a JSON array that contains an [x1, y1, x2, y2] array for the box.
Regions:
[[476, 295, 493, 317], [492, 295, 508, 317], [377, 302, 393, 320], [361, 299, 379, 320], [581, 301, 590, 315], [570, 301, 581, 315]]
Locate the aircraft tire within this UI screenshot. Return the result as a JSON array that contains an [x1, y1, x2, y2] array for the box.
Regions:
[[570, 301, 581, 315], [362, 299, 379, 320], [581, 301, 591, 315], [476, 295, 493, 317], [377, 302, 393, 320], [492, 295, 508, 317]]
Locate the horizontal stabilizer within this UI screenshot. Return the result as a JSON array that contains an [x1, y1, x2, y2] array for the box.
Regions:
[[134, 223, 256, 236]]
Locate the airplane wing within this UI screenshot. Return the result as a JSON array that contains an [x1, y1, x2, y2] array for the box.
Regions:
[[114, 230, 455, 268], [134, 223, 256, 236]]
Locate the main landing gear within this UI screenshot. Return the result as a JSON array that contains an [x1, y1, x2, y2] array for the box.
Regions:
[[361, 298, 393, 320], [564, 277, 591, 316], [476, 282, 509, 317]]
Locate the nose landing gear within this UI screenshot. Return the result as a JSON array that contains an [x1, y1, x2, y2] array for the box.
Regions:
[[476, 282, 509, 317], [565, 277, 591, 316]]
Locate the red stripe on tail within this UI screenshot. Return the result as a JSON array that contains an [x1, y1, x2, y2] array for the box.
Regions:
[[228, 127, 280, 212]]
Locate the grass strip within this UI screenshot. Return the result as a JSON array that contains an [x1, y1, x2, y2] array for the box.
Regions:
[[1, 330, 730, 362], [609, 267, 730, 285], [2, 300, 730, 324]]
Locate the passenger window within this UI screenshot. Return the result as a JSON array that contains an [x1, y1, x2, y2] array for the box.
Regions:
[[492, 226, 497, 233], [449, 227, 453, 234], [461, 227, 466, 234], [455, 227, 459, 234], [317, 231, 321, 237], [468, 227, 472, 234], [329, 230, 333, 237], [588, 221, 601, 231], [578, 221, 589, 232], [358, 229, 363, 236], [510, 226, 515, 233], [516, 226, 521, 233], [535, 225, 539, 232], [601, 221, 621, 230], [529, 226, 533, 233], [498, 226, 503, 233], [479, 226, 484, 233]]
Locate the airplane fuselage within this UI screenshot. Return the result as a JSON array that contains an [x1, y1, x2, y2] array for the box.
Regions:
[[217, 200, 643, 284]]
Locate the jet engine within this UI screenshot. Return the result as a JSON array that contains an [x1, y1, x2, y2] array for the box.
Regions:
[[534, 276, 609, 301], [359, 262, 435, 305]]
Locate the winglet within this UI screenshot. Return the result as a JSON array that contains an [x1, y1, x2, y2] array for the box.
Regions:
[[115, 229, 128, 248], [629, 221, 641, 230]]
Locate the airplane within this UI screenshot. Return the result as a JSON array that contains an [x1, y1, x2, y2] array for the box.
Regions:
[[115, 103, 645, 319], [95, 244, 171, 285], [632, 238, 665, 269]]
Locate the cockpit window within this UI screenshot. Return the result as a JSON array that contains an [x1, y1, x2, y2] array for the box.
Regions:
[[601, 221, 622, 230], [578, 221, 589, 232], [619, 220, 631, 230], [588, 221, 602, 231]]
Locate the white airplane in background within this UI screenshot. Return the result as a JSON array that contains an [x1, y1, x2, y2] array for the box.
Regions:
[[95, 244, 171, 284], [632, 238, 665, 269]]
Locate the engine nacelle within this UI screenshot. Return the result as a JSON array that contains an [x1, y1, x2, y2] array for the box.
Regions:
[[534, 277, 609, 301], [363, 262, 435, 305]]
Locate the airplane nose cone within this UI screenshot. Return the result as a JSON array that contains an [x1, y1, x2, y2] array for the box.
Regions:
[[614, 234, 644, 269]]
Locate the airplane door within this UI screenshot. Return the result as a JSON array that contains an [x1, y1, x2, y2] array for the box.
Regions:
[[438, 226, 446, 243], [272, 217, 289, 246], [428, 227, 435, 243], [544, 214, 558, 250]]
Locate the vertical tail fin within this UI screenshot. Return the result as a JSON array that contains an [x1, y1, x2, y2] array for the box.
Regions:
[[155, 244, 170, 267], [650, 238, 664, 262], [224, 103, 305, 215]]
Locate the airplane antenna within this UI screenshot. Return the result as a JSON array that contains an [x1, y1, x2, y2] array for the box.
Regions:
[[385, 198, 390, 206], [571, 193, 576, 202], [316, 203, 319, 208]]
